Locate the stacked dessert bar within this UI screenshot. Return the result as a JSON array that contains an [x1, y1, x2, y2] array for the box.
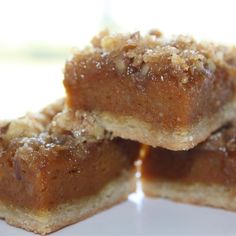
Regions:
[[1, 30, 236, 234], [64, 30, 236, 209], [0, 99, 139, 234]]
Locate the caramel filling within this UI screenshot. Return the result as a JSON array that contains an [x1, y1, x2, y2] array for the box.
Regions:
[[0, 136, 139, 210], [142, 123, 236, 185]]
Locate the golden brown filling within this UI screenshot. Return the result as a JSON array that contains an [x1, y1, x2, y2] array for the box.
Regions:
[[0, 134, 139, 210], [64, 31, 236, 131], [142, 123, 236, 185]]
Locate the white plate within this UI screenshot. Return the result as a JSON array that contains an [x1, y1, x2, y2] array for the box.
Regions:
[[0, 188, 236, 236]]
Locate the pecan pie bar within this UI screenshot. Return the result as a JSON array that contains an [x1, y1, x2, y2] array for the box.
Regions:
[[141, 122, 236, 211], [64, 31, 236, 150], [0, 100, 139, 234]]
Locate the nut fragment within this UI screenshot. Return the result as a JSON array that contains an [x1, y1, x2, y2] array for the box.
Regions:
[[149, 29, 162, 38], [207, 59, 216, 72], [50, 110, 106, 142], [101, 34, 126, 51], [91, 30, 109, 48], [0, 122, 10, 135], [140, 64, 150, 76], [181, 76, 189, 84], [114, 57, 126, 74]]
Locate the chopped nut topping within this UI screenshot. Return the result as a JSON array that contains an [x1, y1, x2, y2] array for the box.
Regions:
[[49, 109, 106, 143], [114, 57, 126, 74], [0, 99, 107, 163], [73, 30, 236, 84]]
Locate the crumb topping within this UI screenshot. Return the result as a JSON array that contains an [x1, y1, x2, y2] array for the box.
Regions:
[[0, 99, 64, 141], [68, 30, 236, 85], [49, 109, 107, 142], [0, 99, 106, 163], [12, 132, 96, 164]]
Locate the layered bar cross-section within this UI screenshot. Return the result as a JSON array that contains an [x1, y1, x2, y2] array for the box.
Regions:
[[64, 31, 236, 150], [0, 100, 139, 234]]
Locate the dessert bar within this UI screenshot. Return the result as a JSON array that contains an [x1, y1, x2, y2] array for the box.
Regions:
[[64, 31, 236, 150], [0, 100, 139, 234], [141, 122, 236, 211]]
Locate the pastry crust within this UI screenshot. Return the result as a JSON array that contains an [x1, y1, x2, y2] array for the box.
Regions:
[[86, 100, 236, 150], [142, 180, 236, 211]]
